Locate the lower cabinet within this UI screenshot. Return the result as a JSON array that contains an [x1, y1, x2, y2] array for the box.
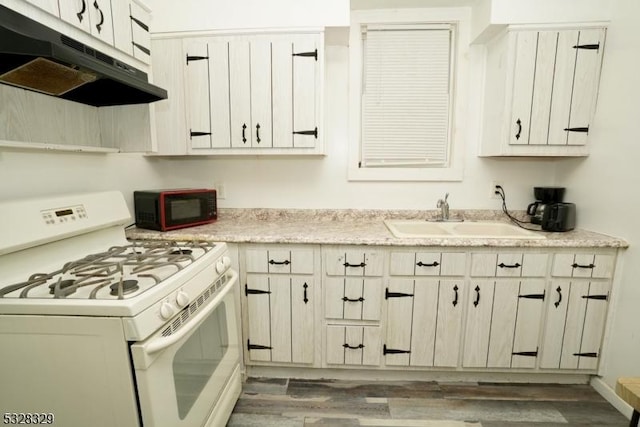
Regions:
[[384, 279, 464, 367], [245, 275, 314, 364]]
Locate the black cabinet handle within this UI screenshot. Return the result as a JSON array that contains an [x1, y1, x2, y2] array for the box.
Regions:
[[452, 285, 459, 307], [383, 345, 410, 355], [342, 296, 364, 302], [247, 340, 272, 351], [473, 285, 480, 307], [519, 291, 545, 300], [416, 261, 439, 268], [303, 283, 309, 304], [572, 263, 595, 269], [564, 127, 589, 133], [244, 284, 271, 296], [498, 262, 521, 269], [256, 123, 261, 143], [343, 262, 366, 268], [268, 259, 290, 266], [77, 0, 87, 22], [385, 288, 413, 299], [93, 1, 104, 33], [242, 124, 247, 143], [554, 286, 563, 308], [293, 127, 318, 139], [515, 118, 522, 140], [582, 294, 608, 301], [343, 343, 364, 350]]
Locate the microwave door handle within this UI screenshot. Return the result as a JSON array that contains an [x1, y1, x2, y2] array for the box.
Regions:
[[142, 269, 238, 355]]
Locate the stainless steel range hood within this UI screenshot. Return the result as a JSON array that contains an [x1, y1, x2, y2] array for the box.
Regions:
[[0, 5, 167, 107]]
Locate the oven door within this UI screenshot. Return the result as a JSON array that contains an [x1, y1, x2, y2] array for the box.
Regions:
[[131, 270, 240, 427]]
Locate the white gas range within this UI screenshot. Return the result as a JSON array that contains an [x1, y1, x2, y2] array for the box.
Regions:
[[0, 191, 241, 427]]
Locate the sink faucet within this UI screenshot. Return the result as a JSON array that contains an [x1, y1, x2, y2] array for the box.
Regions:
[[436, 193, 450, 221]]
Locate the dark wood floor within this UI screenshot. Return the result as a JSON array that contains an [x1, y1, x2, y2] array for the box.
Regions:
[[227, 377, 629, 426]]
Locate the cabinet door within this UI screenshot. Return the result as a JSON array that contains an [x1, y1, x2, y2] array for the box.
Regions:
[[229, 40, 252, 148], [245, 275, 272, 362], [290, 277, 314, 364], [250, 39, 273, 148], [409, 279, 440, 366], [129, 1, 151, 63], [384, 279, 417, 366], [509, 31, 537, 146], [463, 281, 495, 367], [88, 0, 114, 45], [511, 280, 546, 368], [486, 280, 520, 368], [292, 35, 320, 148], [434, 280, 464, 367], [184, 40, 212, 149], [59, 0, 92, 33]]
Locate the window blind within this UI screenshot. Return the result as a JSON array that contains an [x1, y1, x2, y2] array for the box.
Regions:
[[361, 26, 452, 168]]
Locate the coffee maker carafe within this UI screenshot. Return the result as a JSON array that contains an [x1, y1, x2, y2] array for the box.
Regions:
[[527, 187, 565, 225]]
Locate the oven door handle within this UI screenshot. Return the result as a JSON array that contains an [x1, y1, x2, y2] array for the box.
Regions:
[[143, 269, 238, 356]]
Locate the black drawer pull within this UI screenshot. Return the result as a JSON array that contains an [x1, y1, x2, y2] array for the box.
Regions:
[[519, 291, 545, 300], [343, 343, 364, 350], [473, 285, 480, 307], [245, 284, 271, 296], [256, 123, 261, 143], [573, 352, 598, 358], [383, 345, 410, 355], [515, 118, 522, 140], [385, 289, 414, 299], [572, 263, 595, 269], [242, 123, 247, 143], [582, 294, 608, 301], [343, 262, 366, 268], [452, 285, 459, 307], [554, 286, 563, 307], [247, 340, 272, 350], [498, 262, 521, 269], [416, 261, 439, 267], [342, 296, 364, 303], [269, 259, 290, 266]]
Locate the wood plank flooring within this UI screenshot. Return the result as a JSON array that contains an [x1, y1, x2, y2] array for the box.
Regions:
[[227, 378, 629, 426]]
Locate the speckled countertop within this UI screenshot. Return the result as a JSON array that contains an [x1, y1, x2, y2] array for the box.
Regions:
[[125, 209, 629, 248]]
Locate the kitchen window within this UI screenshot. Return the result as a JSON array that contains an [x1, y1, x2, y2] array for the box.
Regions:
[[348, 8, 470, 181]]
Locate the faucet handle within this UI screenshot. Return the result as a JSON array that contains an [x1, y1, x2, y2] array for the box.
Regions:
[[444, 193, 449, 203]]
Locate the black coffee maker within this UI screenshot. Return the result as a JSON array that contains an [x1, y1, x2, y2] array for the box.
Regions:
[[527, 187, 576, 232]]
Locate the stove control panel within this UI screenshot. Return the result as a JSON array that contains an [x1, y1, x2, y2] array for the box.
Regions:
[[41, 205, 88, 225]]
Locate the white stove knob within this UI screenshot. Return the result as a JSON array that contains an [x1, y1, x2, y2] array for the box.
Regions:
[[176, 290, 190, 308], [159, 301, 175, 320], [216, 256, 231, 274]]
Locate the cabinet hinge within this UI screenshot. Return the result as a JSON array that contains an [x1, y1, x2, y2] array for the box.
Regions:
[[189, 130, 212, 139], [245, 284, 271, 296], [186, 55, 209, 64], [582, 294, 608, 301], [564, 127, 589, 133], [383, 345, 411, 355], [247, 340, 272, 351], [573, 352, 598, 358], [385, 288, 414, 299], [293, 127, 318, 139], [512, 349, 538, 357], [130, 15, 149, 32], [292, 49, 318, 61], [519, 291, 545, 300], [132, 42, 150, 56], [573, 43, 600, 51]]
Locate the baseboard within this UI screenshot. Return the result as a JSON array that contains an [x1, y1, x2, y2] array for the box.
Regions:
[[591, 376, 633, 420]]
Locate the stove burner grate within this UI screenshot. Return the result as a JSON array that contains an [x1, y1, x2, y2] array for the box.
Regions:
[[109, 280, 140, 297]]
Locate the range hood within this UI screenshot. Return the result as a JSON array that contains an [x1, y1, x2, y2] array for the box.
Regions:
[[0, 5, 167, 107]]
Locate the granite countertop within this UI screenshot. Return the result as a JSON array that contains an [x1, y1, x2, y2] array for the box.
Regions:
[[125, 209, 629, 248]]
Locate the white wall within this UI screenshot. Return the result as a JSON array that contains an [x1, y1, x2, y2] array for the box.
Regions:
[[556, 0, 640, 390]]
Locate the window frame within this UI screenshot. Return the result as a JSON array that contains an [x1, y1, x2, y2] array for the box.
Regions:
[[348, 8, 470, 182]]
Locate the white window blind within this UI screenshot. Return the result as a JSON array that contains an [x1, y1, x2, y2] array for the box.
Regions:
[[361, 26, 452, 168]]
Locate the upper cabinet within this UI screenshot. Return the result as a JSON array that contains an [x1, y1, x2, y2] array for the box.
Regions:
[[59, 0, 115, 45], [479, 26, 606, 157], [112, 0, 152, 65], [152, 32, 324, 156]]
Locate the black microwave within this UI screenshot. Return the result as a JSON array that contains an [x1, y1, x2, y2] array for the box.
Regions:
[[134, 189, 217, 231]]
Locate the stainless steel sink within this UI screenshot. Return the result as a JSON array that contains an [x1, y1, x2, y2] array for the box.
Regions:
[[384, 220, 545, 239]]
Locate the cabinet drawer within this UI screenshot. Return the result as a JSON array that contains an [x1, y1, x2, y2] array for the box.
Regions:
[[324, 249, 384, 277], [325, 325, 381, 366], [471, 253, 548, 277], [324, 278, 382, 321], [390, 251, 466, 276], [245, 248, 314, 274], [551, 253, 615, 278]]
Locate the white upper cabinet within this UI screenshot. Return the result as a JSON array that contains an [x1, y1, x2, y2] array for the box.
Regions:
[[479, 26, 606, 157], [23, 0, 59, 15], [59, 0, 115, 45], [112, 0, 152, 65]]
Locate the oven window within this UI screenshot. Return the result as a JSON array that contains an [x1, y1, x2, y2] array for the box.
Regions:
[[170, 199, 201, 220], [173, 303, 229, 419]]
